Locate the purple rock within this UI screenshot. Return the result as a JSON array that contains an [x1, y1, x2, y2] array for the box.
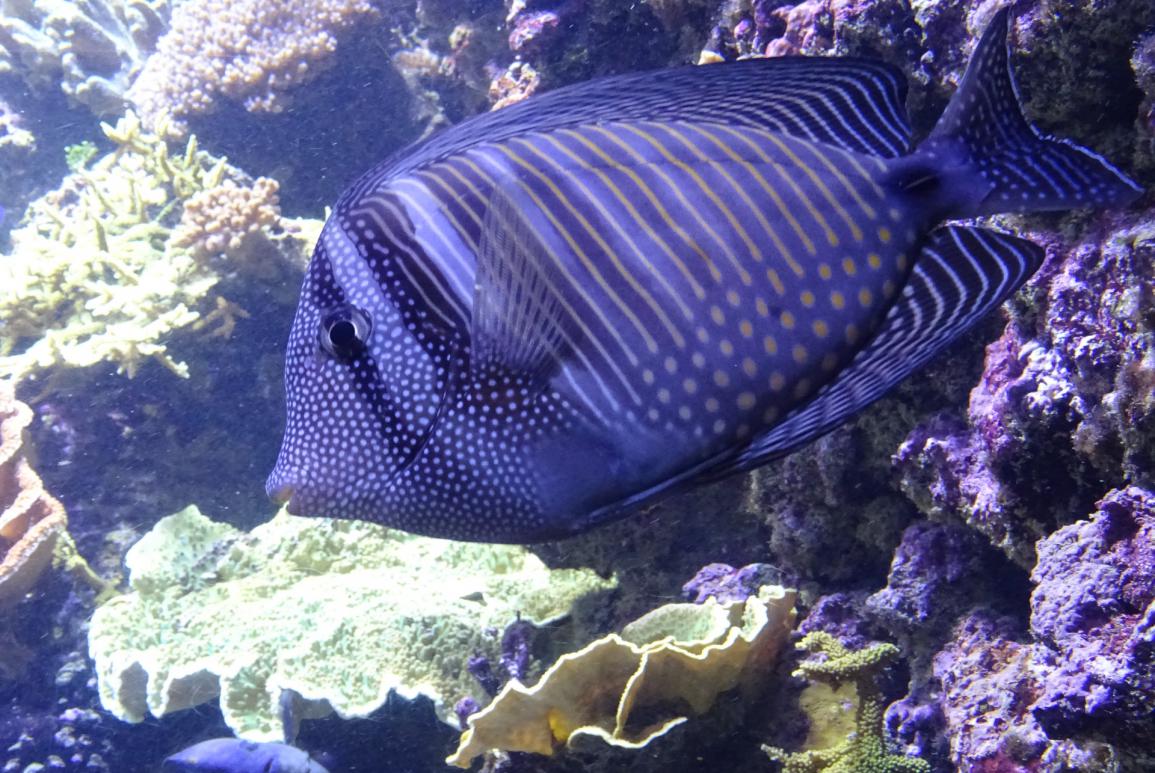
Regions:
[[454, 697, 481, 730], [1029, 487, 1155, 744], [866, 520, 997, 636], [797, 592, 876, 651], [681, 562, 779, 604], [500, 619, 535, 683], [467, 653, 500, 697]]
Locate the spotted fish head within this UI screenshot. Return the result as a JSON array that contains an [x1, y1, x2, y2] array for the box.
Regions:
[[266, 221, 455, 523]]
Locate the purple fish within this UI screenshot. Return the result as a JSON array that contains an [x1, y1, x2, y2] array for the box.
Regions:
[[267, 10, 1140, 543], [163, 738, 329, 773]]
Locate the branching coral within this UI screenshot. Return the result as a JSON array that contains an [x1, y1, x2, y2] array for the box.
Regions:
[[0, 0, 170, 115], [764, 632, 929, 773], [127, 0, 379, 134], [0, 112, 317, 382]]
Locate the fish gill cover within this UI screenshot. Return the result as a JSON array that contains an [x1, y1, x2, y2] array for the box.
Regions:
[[266, 8, 1140, 543]]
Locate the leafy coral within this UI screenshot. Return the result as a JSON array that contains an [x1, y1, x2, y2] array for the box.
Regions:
[[764, 632, 929, 773], [88, 506, 616, 742]]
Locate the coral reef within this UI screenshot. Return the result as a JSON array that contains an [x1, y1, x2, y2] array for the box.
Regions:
[[88, 505, 616, 742], [0, 381, 66, 607], [448, 585, 796, 767], [127, 0, 378, 135], [682, 562, 783, 604], [1029, 487, 1155, 757], [0, 96, 34, 153], [0, 112, 316, 383], [895, 214, 1154, 567], [0, 0, 170, 116], [764, 632, 929, 773]]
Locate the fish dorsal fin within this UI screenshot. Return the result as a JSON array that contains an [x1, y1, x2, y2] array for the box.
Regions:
[[355, 58, 912, 195], [727, 225, 1044, 473], [472, 181, 572, 384]]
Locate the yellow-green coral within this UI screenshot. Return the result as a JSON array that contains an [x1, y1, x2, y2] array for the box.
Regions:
[[88, 506, 615, 742], [763, 632, 929, 773], [448, 585, 797, 767], [0, 112, 317, 383]]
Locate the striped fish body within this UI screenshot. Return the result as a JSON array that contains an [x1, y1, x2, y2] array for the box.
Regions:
[[268, 10, 1141, 542]]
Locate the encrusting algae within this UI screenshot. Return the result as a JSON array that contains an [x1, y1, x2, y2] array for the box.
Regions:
[[0, 112, 319, 384]]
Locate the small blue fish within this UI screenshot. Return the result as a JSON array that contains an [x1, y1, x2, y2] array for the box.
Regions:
[[163, 739, 329, 773], [267, 10, 1141, 542]]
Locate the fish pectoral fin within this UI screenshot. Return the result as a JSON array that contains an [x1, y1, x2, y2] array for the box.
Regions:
[[724, 225, 1045, 475], [473, 181, 573, 384]]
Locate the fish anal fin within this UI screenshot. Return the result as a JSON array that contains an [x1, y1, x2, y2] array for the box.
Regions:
[[724, 225, 1044, 475], [472, 182, 571, 384]]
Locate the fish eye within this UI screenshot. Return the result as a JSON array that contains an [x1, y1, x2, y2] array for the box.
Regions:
[[319, 305, 372, 361]]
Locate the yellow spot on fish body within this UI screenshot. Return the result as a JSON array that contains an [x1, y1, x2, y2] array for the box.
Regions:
[[726, 289, 741, 307], [812, 320, 830, 338], [830, 290, 846, 310], [678, 406, 692, 420], [878, 226, 892, 243], [683, 378, 698, 394], [764, 335, 779, 355], [818, 263, 833, 280], [842, 257, 858, 276], [755, 297, 770, 317], [696, 327, 710, 343], [643, 369, 655, 385], [800, 290, 816, 307], [742, 357, 758, 377], [780, 311, 796, 329], [737, 392, 757, 410], [705, 397, 720, 413], [710, 305, 725, 325], [720, 339, 734, 356], [868, 253, 882, 270], [769, 371, 786, 391], [792, 344, 809, 364], [858, 288, 874, 307], [714, 370, 730, 387], [692, 352, 706, 368], [739, 319, 754, 338], [665, 356, 678, 373], [658, 388, 671, 403]]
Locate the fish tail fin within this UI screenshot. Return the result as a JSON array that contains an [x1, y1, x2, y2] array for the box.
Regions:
[[921, 7, 1142, 217]]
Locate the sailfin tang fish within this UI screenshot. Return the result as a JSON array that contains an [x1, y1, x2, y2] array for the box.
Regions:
[[267, 10, 1141, 542]]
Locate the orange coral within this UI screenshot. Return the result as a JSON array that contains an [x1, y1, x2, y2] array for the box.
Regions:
[[171, 177, 282, 264], [127, 0, 378, 133], [0, 382, 67, 608]]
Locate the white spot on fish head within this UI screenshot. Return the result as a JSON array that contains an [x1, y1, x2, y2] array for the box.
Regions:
[[266, 219, 442, 523]]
